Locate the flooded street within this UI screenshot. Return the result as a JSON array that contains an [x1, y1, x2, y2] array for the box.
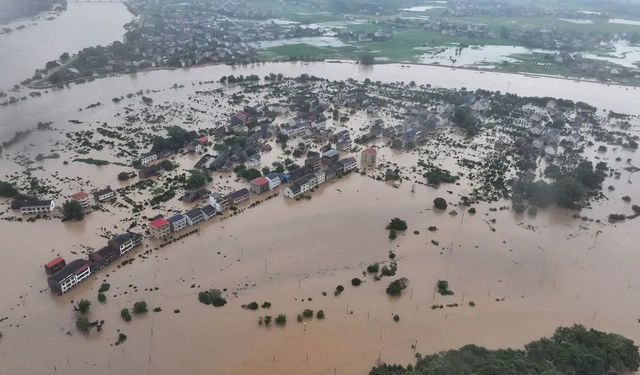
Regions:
[[1, 5, 640, 375]]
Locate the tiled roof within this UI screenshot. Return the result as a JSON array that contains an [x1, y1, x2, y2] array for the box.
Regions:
[[70, 192, 88, 199], [251, 177, 269, 186], [149, 218, 169, 228], [45, 256, 64, 269], [363, 148, 376, 154]]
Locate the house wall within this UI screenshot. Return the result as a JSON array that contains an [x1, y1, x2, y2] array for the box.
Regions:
[[20, 203, 54, 214]]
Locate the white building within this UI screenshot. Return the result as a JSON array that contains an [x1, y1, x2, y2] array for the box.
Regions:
[[18, 200, 55, 214], [139, 152, 158, 165], [70, 192, 92, 207], [266, 173, 281, 189], [283, 184, 302, 198]]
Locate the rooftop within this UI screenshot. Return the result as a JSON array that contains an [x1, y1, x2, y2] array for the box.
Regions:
[[363, 148, 376, 154], [45, 256, 65, 269], [185, 208, 203, 219], [251, 176, 269, 186], [12, 200, 53, 209], [95, 246, 119, 258], [48, 259, 90, 283], [323, 149, 339, 158], [230, 188, 250, 199], [167, 214, 185, 223], [201, 204, 216, 215], [109, 233, 134, 246], [149, 218, 170, 228], [70, 192, 89, 200]]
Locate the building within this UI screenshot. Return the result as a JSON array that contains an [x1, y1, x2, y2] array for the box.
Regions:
[[250, 177, 270, 194], [185, 208, 204, 226], [48, 259, 91, 295], [183, 188, 211, 203], [361, 148, 377, 166], [315, 170, 326, 185], [138, 163, 164, 179], [304, 155, 321, 172], [283, 184, 302, 198], [44, 257, 66, 275], [12, 200, 55, 214], [339, 157, 357, 172], [108, 233, 141, 256], [89, 246, 120, 269], [266, 173, 281, 189], [149, 218, 171, 239], [324, 166, 337, 182], [94, 187, 116, 203], [201, 204, 217, 220], [322, 149, 340, 166], [228, 188, 250, 205], [168, 214, 187, 232], [209, 193, 229, 213], [187, 139, 203, 153], [230, 112, 248, 126], [288, 165, 310, 181], [70, 192, 91, 207], [246, 153, 261, 167], [139, 152, 158, 165]]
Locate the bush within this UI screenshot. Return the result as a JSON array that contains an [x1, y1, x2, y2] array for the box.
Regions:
[[609, 213, 627, 222], [117, 171, 130, 181], [351, 278, 362, 286], [386, 278, 409, 296], [75, 299, 91, 314], [121, 308, 132, 322], [633, 205, 640, 214], [76, 316, 91, 331], [98, 283, 110, 293], [380, 263, 398, 277], [528, 206, 538, 216], [116, 333, 127, 345], [261, 302, 271, 308], [386, 217, 408, 231], [393, 314, 400, 322], [98, 293, 106, 303], [153, 307, 162, 312], [437, 280, 454, 296], [247, 302, 259, 310], [317, 310, 325, 319], [212, 297, 227, 307], [389, 229, 397, 240], [468, 207, 476, 214], [275, 314, 287, 325], [622, 196, 631, 202], [133, 301, 148, 314], [389, 252, 396, 259], [513, 203, 526, 214], [303, 309, 314, 318], [198, 291, 212, 305], [367, 263, 379, 273], [469, 301, 476, 307], [428, 226, 438, 231], [297, 314, 303, 322], [264, 315, 272, 325], [433, 198, 447, 210], [336, 285, 345, 294]]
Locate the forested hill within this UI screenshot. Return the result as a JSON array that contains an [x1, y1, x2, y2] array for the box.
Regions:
[[370, 325, 640, 375]]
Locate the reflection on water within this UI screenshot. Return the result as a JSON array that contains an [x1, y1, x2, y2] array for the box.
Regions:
[[609, 18, 640, 26], [418, 45, 556, 66]]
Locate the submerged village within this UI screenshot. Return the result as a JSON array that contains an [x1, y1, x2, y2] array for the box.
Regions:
[[1, 72, 639, 296], [1, 67, 640, 374]]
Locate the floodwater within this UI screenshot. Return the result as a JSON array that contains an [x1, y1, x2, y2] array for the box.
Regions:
[[417, 45, 556, 66], [559, 18, 594, 24], [254, 36, 349, 49], [0, 2, 134, 91], [400, 6, 446, 12], [1, 5, 640, 375], [609, 18, 640, 26]]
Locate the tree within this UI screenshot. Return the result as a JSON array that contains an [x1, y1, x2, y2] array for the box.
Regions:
[[332, 109, 340, 119], [121, 308, 132, 322], [0, 181, 18, 197], [386, 278, 409, 296], [386, 218, 408, 231], [185, 169, 208, 189], [367, 263, 379, 273], [133, 301, 148, 314], [75, 299, 91, 314], [60, 52, 70, 62], [513, 203, 526, 214], [437, 280, 454, 296], [240, 168, 261, 180], [117, 171, 131, 181], [360, 53, 375, 65], [316, 310, 325, 319], [62, 200, 84, 221], [247, 302, 259, 310], [302, 309, 314, 318], [98, 293, 106, 303], [351, 278, 362, 286], [160, 160, 177, 171], [76, 316, 90, 331], [45, 60, 59, 70], [261, 166, 271, 176], [275, 314, 287, 325], [433, 197, 447, 210], [552, 177, 587, 209]]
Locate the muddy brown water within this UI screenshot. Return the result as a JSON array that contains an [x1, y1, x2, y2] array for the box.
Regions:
[[1, 9, 640, 374]]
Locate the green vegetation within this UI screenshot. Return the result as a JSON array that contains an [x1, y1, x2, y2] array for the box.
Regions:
[[153, 307, 162, 312], [0, 181, 19, 198], [316, 310, 325, 319], [115, 333, 127, 346], [351, 278, 362, 286], [264, 316, 272, 325], [275, 314, 287, 325], [121, 308, 132, 322], [386, 217, 408, 231], [133, 301, 148, 314], [185, 169, 209, 189], [151, 126, 197, 153], [334, 285, 345, 296], [393, 314, 400, 322], [469, 301, 476, 307], [62, 200, 84, 221], [74, 158, 110, 166], [98, 293, 106, 303], [75, 299, 91, 314], [437, 280, 454, 296], [367, 263, 380, 273], [261, 302, 271, 308], [302, 309, 314, 318], [246, 301, 259, 310], [433, 198, 447, 210], [118, 171, 132, 181], [160, 159, 178, 171], [389, 230, 397, 240], [98, 283, 110, 293], [35, 152, 60, 161], [369, 325, 640, 375], [75, 316, 91, 331], [422, 165, 459, 187], [198, 289, 227, 307], [386, 278, 409, 296], [381, 263, 398, 277]]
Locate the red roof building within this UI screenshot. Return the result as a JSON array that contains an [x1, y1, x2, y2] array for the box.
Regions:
[[198, 136, 209, 144], [148, 218, 171, 239], [69, 191, 91, 207], [45, 256, 66, 274], [249, 177, 270, 195]]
